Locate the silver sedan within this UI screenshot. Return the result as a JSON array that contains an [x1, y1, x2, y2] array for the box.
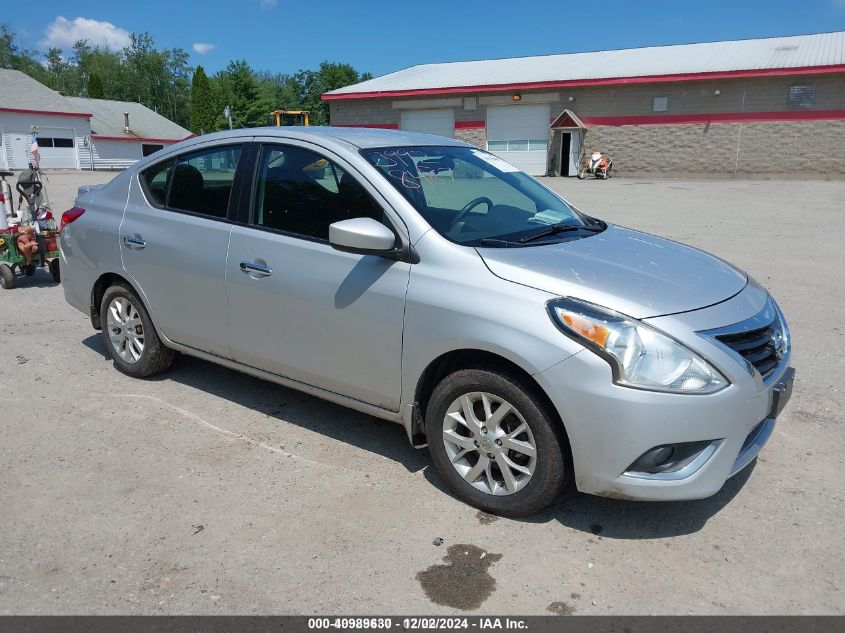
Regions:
[[59, 127, 794, 515]]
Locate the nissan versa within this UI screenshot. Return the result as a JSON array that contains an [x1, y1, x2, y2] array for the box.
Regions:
[[60, 128, 794, 516]]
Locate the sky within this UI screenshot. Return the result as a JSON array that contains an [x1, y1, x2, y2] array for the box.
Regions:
[[4, 0, 845, 77]]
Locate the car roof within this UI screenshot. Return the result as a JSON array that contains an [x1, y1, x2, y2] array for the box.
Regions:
[[187, 126, 469, 149], [125, 126, 472, 176], [296, 126, 468, 149]]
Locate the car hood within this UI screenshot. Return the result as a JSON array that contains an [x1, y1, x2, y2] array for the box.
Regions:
[[477, 225, 747, 319]]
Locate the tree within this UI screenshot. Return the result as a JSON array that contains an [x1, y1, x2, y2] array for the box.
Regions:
[[84, 48, 127, 100], [214, 60, 270, 128], [0, 24, 369, 131], [87, 72, 105, 99], [190, 66, 216, 134], [0, 23, 50, 83]]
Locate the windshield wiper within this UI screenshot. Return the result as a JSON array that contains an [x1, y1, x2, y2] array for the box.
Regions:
[[478, 238, 520, 247], [518, 222, 604, 244]]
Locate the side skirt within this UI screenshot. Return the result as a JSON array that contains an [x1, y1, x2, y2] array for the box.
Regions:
[[162, 337, 406, 428]]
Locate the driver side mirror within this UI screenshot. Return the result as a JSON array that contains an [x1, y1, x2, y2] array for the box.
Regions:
[[329, 217, 397, 255]]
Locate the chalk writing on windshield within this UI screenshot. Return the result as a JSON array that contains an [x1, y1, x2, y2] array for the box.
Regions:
[[370, 149, 454, 189]]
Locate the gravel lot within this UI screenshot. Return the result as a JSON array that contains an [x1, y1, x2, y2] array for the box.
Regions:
[[1, 170, 843, 615]]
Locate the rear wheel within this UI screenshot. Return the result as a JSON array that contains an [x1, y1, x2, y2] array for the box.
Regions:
[[100, 283, 174, 378], [0, 264, 14, 289], [426, 368, 570, 516], [24, 263, 36, 276], [49, 258, 60, 283]]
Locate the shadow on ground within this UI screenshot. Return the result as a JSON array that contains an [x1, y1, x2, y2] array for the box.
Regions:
[[423, 459, 754, 539], [4, 270, 58, 289], [82, 334, 429, 474], [83, 333, 754, 538]]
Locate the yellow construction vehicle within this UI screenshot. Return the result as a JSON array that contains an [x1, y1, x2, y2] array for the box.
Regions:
[[270, 110, 310, 127]]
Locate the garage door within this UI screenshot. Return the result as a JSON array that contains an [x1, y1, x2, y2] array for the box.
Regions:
[[400, 109, 455, 139], [486, 105, 550, 175], [35, 128, 78, 169]]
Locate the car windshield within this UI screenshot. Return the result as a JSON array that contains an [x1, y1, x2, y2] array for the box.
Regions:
[[361, 145, 600, 246]]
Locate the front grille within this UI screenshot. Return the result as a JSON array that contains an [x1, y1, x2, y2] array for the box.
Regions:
[[715, 320, 783, 380]]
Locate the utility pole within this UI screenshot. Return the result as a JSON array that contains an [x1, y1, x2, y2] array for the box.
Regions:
[[223, 105, 233, 130]]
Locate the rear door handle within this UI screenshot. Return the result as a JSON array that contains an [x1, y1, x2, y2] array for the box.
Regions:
[[239, 260, 273, 277], [123, 235, 146, 249]]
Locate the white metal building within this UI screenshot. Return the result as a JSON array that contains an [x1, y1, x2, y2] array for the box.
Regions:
[[0, 70, 91, 170], [65, 97, 193, 170], [0, 69, 191, 171]]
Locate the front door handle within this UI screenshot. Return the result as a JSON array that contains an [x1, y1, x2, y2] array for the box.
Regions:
[[239, 260, 273, 277], [123, 235, 146, 249]]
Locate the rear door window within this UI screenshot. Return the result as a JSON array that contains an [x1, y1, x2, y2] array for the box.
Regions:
[[140, 159, 173, 207], [169, 145, 242, 218]]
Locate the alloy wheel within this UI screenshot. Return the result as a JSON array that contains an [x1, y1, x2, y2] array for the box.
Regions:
[[442, 391, 537, 495], [106, 296, 145, 364]]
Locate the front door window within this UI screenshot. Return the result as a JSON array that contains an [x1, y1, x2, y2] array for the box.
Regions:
[[252, 144, 384, 240]]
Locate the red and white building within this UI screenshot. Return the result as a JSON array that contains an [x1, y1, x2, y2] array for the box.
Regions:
[[0, 69, 192, 171], [324, 32, 845, 177]]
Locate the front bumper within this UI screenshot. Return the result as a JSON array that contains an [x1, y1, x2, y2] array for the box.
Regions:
[[533, 284, 794, 501]]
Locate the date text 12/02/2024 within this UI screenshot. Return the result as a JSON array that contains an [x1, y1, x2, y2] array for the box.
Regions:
[[306, 618, 528, 630]]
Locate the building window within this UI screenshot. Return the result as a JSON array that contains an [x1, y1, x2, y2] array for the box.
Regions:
[[487, 139, 548, 152], [35, 137, 74, 148], [142, 144, 164, 157], [652, 97, 669, 112], [787, 84, 816, 110]]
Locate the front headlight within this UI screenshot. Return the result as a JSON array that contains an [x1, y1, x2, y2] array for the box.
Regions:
[[548, 297, 728, 394]]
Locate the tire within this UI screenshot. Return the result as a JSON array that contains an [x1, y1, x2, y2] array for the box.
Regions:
[[24, 263, 36, 276], [426, 367, 570, 516], [99, 282, 175, 378], [49, 258, 60, 283], [0, 264, 14, 290]]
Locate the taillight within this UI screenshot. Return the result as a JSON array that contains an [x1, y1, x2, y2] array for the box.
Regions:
[[60, 207, 85, 234]]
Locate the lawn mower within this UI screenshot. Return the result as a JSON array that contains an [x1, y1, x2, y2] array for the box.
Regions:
[[578, 150, 613, 179], [0, 177, 60, 290]]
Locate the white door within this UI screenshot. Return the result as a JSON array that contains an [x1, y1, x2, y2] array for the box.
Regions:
[[486, 105, 551, 175], [35, 128, 78, 169], [400, 109, 455, 139], [9, 134, 29, 169], [569, 130, 582, 176]]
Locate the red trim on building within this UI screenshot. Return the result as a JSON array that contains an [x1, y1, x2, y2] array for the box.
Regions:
[[91, 135, 187, 143], [0, 107, 92, 118], [322, 64, 845, 101], [579, 109, 845, 126], [333, 110, 845, 132], [455, 120, 485, 129], [334, 123, 400, 129]]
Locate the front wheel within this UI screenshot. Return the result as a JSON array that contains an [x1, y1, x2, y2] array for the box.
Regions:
[[426, 368, 570, 516], [100, 283, 175, 378]]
